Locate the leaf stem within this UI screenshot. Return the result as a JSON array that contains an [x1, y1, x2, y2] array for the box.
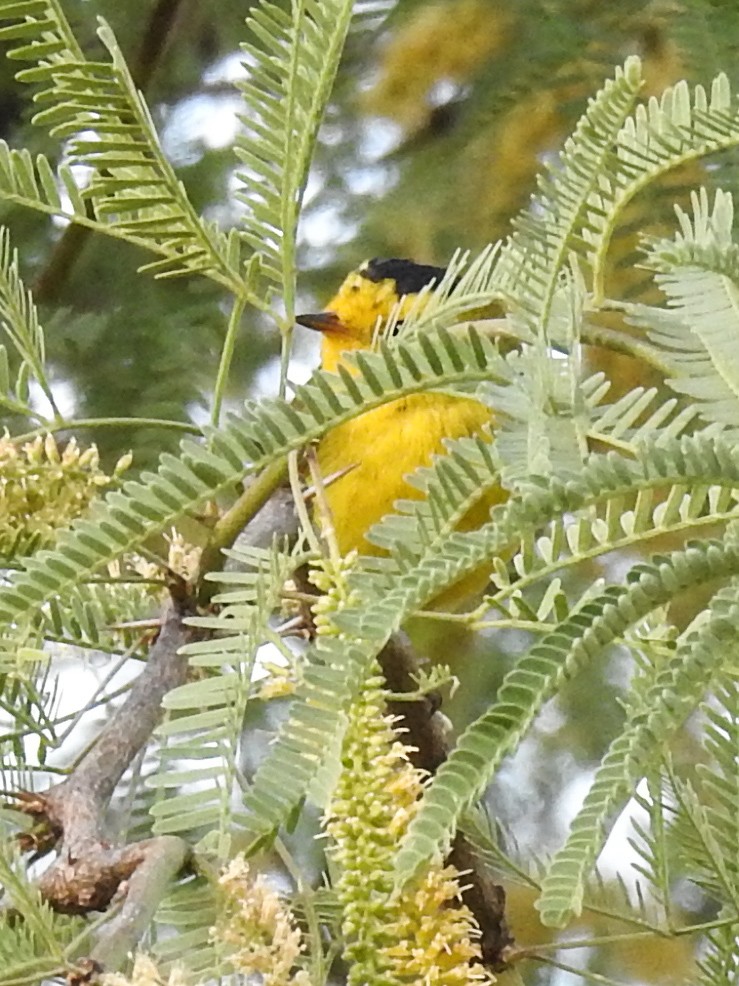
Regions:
[[579, 320, 674, 377], [11, 416, 201, 443], [274, 836, 327, 985], [528, 953, 626, 985], [211, 293, 247, 428], [197, 456, 289, 592], [288, 448, 322, 556]]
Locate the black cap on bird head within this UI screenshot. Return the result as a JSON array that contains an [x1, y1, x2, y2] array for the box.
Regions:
[[295, 257, 449, 344], [359, 258, 448, 296]]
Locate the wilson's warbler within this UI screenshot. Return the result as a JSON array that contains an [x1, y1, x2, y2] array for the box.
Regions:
[[297, 258, 503, 600]]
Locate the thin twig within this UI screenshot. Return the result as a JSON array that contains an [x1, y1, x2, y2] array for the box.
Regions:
[[288, 449, 322, 555], [305, 444, 340, 563], [197, 457, 292, 600], [53, 639, 148, 748], [11, 417, 202, 444]]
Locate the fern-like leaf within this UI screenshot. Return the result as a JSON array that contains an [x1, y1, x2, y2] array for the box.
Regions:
[[697, 916, 739, 986], [151, 876, 221, 977], [149, 542, 301, 851], [0, 226, 57, 416], [588, 71, 739, 295], [698, 669, 739, 898], [337, 435, 739, 641], [392, 539, 739, 887], [497, 56, 643, 333], [0, 845, 86, 975], [537, 578, 739, 928], [237, 0, 362, 311], [634, 187, 739, 429], [237, 630, 371, 853], [0, 1, 242, 291]]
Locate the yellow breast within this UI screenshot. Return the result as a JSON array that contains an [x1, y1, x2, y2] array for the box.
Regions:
[[317, 392, 495, 556]]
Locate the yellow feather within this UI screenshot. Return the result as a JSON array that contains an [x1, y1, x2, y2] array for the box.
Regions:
[[317, 392, 493, 556], [298, 260, 504, 607]]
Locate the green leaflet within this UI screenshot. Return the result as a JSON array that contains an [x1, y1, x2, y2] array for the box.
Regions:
[[587, 72, 739, 298], [149, 542, 300, 851], [635, 188, 739, 429], [0, 226, 54, 416], [0, 845, 86, 971], [394, 540, 739, 890], [497, 55, 643, 334], [336, 435, 739, 639], [151, 876, 221, 977], [0, 0, 240, 290], [698, 670, 739, 899], [696, 916, 739, 986], [235, 631, 370, 853], [237, 0, 357, 310], [537, 578, 739, 927], [0, 327, 506, 629]]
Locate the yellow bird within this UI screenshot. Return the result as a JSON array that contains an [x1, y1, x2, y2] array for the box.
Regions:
[[297, 258, 503, 597]]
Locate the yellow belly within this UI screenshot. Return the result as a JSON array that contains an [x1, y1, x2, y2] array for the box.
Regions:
[[316, 392, 500, 560]]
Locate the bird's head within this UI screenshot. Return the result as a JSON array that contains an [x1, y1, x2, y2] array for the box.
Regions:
[[297, 258, 447, 371]]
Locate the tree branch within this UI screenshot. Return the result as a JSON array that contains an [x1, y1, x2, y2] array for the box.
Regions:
[[13, 593, 195, 977], [46, 599, 192, 823], [378, 634, 514, 971], [88, 835, 190, 971]]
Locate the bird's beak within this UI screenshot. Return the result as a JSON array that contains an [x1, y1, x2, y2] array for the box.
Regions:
[[296, 311, 344, 334]]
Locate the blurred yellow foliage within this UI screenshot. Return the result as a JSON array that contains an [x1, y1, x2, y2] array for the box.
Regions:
[[362, 3, 688, 259], [364, 0, 510, 131]]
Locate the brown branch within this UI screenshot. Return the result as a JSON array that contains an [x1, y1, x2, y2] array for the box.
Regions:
[[379, 634, 450, 775], [87, 835, 190, 972], [378, 634, 514, 971], [46, 598, 193, 826], [12, 594, 195, 977]]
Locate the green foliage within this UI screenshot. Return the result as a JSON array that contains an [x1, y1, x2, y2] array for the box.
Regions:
[[636, 187, 739, 427], [2, 2, 739, 983], [150, 541, 301, 854], [497, 56, 643, 334], [237, 0, 356, 310], [0, 0, 243, 291], [0, 846, 86, 981]]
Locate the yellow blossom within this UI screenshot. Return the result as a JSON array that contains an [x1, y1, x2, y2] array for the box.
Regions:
[[0, 430, 129, 556], [163, 528, 202, 581], [310, 551, 360, 636], [101, 953, 189, 986], [129, 528, 202, 585], [325, 670, 493, 985], [256, 661, 298, 700], [211, 854, 309, 986]]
